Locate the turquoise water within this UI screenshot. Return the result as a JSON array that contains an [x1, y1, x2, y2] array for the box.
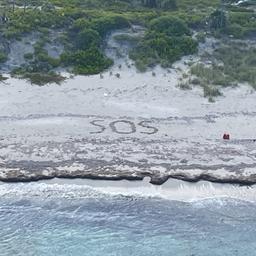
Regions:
[[0, 182, 256, 256]]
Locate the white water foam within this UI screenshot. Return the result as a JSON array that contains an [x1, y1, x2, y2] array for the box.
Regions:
[[0, 178, 255, 203]]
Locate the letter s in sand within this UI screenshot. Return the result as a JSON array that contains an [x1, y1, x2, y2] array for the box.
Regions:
[[138, 121, 158, 135], [90, 120, 106, 134]]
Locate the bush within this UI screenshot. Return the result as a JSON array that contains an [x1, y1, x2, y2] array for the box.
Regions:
[[24, 53, 34, 60], [91, 15, 130, 36], [214, 45, 256, 87], [190, 63, 231, 86], [203, 85, 222, 98], [21, 72, 66, 86], [209, 10, 227, 30], [0, 52, 7, 63], [73, 15, 130, 37], [76, 29, 101, 50], [141, 0, 177, 9], [61, 47, 113, 74], [130, 32, 198, 70], [178, 82, 191, 90], [113, 34, 141, 45], [0, 75, 8, 82], [149, 16, 191, 37], [219, 11, 256, 38]]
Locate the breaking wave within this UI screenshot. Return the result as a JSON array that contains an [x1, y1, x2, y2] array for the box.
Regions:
[[0, 178, 255, 203]]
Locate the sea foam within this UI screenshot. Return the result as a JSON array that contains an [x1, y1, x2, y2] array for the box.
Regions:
[[0, 178, 255, 203]]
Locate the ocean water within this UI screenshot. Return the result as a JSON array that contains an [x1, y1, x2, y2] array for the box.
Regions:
[[0, 180, 256, 256]]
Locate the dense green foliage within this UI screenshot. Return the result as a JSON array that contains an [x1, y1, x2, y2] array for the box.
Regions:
[[141, 0, 177, 9], [3, 9, 69, 39], [62, 14, 130, 73], [61, 48, 113, 74], [0, 0, 219, 77], [0, 51, 7, 63], [0, 0, 255, 88], [149, 16, 191, 36], [17, 72, 66, 86], [208, 5, 256, 38], [130, 16, 197, 71], [76, 29, 101, 50], [43, 0, 178, 10], [72, 15, 130, 37], [209, 10, 227, 30], [225, 11, 256, 38]]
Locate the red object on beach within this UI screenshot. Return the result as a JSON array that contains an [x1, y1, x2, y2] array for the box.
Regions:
[[223, 133, 230, 140]]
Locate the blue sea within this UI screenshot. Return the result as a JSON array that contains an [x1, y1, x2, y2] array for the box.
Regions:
[[0, 179, 255, 256]]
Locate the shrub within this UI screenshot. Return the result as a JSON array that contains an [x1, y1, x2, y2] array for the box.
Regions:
[[214, 45, 256, 87], [209, 10, 227, 30], [73, 15, 130, 37], [0, 75, 8, 82], [141, 0, 177, 9], [149, 16, 191, 37], [76, 29, 101, 50], [24, 53, 34, 60], [130, 32, 198, 70], [178, 82, 191, 90], [203, 85, 222, 98], [190, 63, 231, 86], [61, 47, 113, 74], [0, 52, 7, 63], [21, 72, 66, 86]]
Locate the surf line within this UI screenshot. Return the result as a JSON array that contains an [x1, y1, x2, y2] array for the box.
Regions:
[[89, 120, 159, 135]]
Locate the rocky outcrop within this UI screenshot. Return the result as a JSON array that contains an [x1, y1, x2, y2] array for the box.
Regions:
[[1, 158, 256, 186]]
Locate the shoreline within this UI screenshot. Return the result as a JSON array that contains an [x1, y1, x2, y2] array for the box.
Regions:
[[0, 176, 255, 202], [0, 170, 256, 186]]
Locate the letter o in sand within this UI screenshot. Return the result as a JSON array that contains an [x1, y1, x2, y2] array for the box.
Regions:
[[110, 120, 136, 134]]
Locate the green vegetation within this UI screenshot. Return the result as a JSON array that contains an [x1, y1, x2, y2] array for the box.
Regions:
[[209, 10, 227, 30], [0, 52, 7, 63], [178, 82, 191, 90], [208, 4, 256, 39], [202, 85, 222, 98], [0, 0, 219, 79], [113, 34, 141, 44], [14, 72, 66, 86], [149, 16, 190, 36], [192, 43, 256, 89], [0, 74, 8, 82], [214, 44, 256, 88], [0, 0, 255, 90], [60, 14, 129, 74], [130, 16, 198, 71], [61, 48, 113, 75], [24, 53, 33, 60], [225, 11, 256, 38], [190, 63, 232, 87], [188, 42, 256, 99]]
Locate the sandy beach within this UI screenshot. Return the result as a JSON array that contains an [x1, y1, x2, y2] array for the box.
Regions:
[[0, 33, 256, 185]]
